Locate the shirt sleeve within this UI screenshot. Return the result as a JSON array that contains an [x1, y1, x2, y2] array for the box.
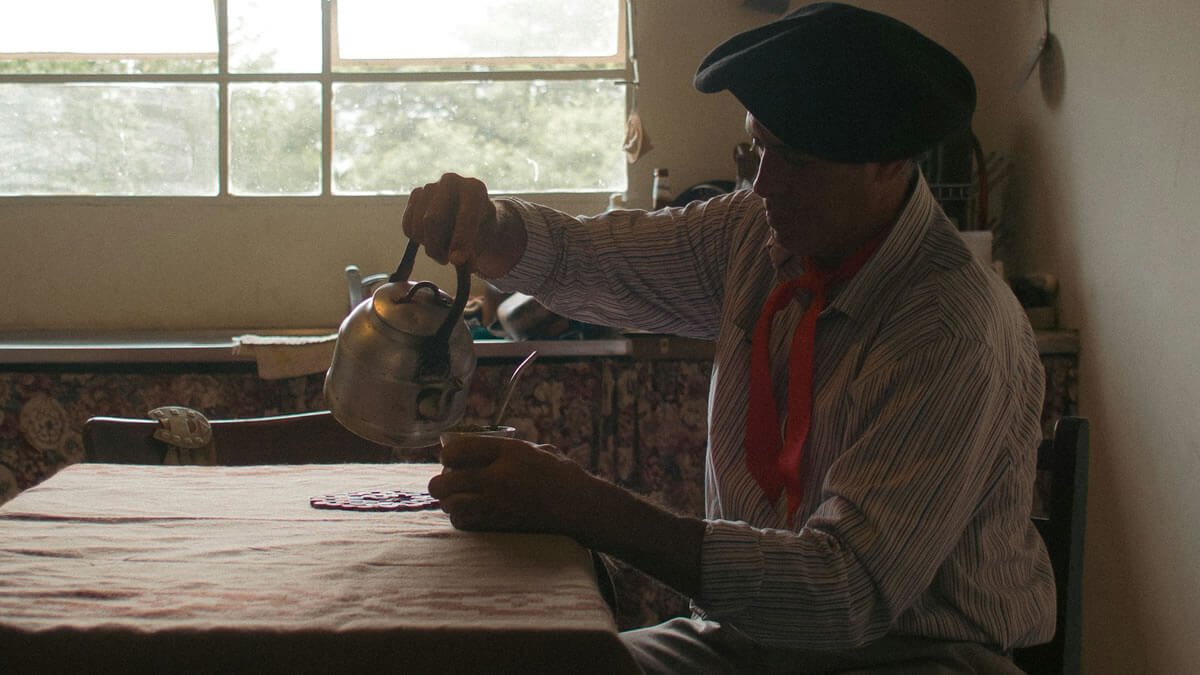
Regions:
[[698, 335, 1036, 648], [490, 193, 761, 340]]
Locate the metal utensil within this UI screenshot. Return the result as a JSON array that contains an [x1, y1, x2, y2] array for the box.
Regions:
[[493, 350, 539, 426]]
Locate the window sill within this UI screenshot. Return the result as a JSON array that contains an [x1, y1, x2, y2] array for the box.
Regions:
[[0, 329, 1077, 366], [0, 329, 631, 365]]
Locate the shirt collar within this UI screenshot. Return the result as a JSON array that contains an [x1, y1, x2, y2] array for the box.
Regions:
[[828, 168, 937, 319]]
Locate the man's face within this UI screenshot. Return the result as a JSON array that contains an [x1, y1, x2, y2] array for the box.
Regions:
[[745, 113, 885, 263]]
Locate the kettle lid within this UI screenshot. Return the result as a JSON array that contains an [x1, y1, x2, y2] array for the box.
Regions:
[[373, 281, 456, 337]]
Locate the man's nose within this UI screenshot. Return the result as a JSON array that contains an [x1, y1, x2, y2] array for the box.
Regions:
[[751, 157, 777, 198]]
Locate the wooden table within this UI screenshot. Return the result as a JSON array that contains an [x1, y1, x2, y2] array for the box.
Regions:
[[0, 463, 635, 674]]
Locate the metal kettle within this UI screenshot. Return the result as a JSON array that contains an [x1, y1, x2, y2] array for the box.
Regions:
[[324, 240, 476, 448]]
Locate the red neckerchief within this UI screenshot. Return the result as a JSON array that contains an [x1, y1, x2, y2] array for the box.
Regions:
[[745, 229, 889, 523]]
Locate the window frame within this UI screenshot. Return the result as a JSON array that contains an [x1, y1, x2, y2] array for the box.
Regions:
[[0, 0, 631, 201]]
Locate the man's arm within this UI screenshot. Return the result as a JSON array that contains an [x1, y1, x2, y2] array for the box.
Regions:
[[570, 468, 707, 598]]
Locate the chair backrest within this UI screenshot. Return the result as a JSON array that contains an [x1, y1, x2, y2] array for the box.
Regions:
[[1013, 416, 1090, 675], [83, 409, 412, 466]]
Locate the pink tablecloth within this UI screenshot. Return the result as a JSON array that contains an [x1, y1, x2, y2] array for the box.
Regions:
[[0, 463, 634, 674]]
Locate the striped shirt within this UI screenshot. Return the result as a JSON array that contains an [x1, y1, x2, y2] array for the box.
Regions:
[[493, 172, 1055, 651]]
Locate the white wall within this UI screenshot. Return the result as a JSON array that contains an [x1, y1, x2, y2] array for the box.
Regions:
[[5, 0, 1200, 669], [1005, 1, 1200, 671]]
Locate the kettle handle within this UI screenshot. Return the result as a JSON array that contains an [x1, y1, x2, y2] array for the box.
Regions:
[[391, 240, 472, 376], [389, 239, 421, 284]]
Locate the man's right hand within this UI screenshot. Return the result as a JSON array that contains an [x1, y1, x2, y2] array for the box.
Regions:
[[401, 172, 527, 278]]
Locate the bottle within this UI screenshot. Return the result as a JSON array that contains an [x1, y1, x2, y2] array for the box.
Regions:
[[652, 168, 673, 210]]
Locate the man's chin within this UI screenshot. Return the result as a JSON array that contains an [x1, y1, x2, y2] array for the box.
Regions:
[[768, 231, 801, 259], [765, 213, 785, 238], [766, 217, 797, 248]]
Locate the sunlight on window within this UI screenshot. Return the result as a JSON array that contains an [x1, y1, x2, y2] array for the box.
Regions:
[[0, 0, 215, 56], [229, 0, 321, 73], [336, 0, 621, 61], [0, 83, 218, 196], [0, 0, 627, 196]]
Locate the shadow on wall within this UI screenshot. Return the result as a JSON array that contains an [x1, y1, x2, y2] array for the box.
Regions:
[[1010, 0, 1066, 110], [1038, 32, 1066, 109]]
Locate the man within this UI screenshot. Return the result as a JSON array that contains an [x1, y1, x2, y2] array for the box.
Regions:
[[404, 3, 1054, 672]]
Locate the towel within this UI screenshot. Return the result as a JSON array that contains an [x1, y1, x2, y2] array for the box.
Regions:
[[233, 334, 338, 380]]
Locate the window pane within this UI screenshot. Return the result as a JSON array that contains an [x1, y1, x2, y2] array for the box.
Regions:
[[336, 0, 620, 63], [0, 0, 217, 74], [332, 80, 626, 194], [230, 83, 322, 196], [0, 84, 218, 196], [230, 0, 322, 74]]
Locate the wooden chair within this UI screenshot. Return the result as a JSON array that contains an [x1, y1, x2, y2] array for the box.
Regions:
[[1013, 416, 1090, 675], [82, 408, 415, 466]]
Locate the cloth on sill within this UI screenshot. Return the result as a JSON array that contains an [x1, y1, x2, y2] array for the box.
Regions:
[[233, 333, 337, 380]]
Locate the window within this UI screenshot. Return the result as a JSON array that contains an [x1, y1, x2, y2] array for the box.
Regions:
[[0, 0, 629, 197]]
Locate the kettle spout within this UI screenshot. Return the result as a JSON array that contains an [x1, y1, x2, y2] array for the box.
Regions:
[[344, 264, 390, 311]]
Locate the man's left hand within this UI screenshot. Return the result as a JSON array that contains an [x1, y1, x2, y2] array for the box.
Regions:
[[429, 435, 591, 535]]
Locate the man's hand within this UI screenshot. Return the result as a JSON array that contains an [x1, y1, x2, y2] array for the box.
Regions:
[[402, 173, 527, 278], [429, 435, 591, 535], [428, 433, 707, 599]]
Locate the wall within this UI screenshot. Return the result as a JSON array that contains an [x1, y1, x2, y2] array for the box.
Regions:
[[1003, 2, 1200, 672], [5, 0, 1198, 670]]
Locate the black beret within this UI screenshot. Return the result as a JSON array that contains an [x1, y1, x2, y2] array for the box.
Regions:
[[695, 2, 976, 162]]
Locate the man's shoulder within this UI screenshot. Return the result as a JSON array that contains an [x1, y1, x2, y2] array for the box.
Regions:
[[868, 222, 1034, 360]]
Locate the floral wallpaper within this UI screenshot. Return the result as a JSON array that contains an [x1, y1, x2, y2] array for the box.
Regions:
[[0, 351, 1074, 630], [0, 369, 326, 504]]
